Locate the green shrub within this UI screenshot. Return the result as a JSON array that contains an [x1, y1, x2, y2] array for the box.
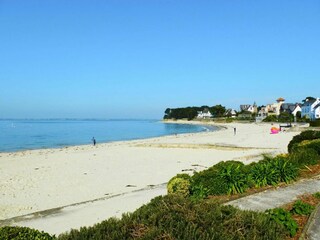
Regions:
[[0, 226, 55, 240], [298, 139, 320, 156], [59, 195, 287, 240], [167, 175, 191, 197], [288, 130, 320, 153], [310, 119, 320, 127], [290, 200, 315, 216], [313, 192, 320, 199], [225, 118, 233, 123], [266, 208, 298, 237], [249, 156, 298, 187], [190, 184, 209, 200], [288, 148, 319, 167], [219, 162, 248, 194], [270, 156, 298, 184], [263, 115, 278, 122], [190, 169, 227, 197], [190, 161, 247, 197], [249, 161, 278, 187]]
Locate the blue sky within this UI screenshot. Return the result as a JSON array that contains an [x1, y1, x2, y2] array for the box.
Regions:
[[0, 0, 319, 119]]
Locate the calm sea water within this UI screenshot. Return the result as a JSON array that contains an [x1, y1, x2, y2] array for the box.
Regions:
[[0, 119, 217, 152]]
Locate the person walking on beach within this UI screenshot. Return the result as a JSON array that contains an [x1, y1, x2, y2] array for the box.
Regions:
[[234, 127, 236, 135], [92, 137, 96, 146]]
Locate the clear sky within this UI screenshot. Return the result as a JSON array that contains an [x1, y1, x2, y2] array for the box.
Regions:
[[0, 0, 319, 119]]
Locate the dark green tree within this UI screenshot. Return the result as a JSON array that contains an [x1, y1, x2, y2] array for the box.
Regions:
[[210, 104, 226, 117], [278, 112, 294, 123]]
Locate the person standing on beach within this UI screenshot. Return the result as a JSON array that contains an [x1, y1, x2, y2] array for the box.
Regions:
[[92, 137, 96, 146], [234, 127, 236, 135]]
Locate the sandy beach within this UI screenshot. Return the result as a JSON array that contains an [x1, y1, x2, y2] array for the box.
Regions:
[[0, 122, 304, 234]]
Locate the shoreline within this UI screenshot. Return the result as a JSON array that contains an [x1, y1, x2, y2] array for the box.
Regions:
[[0, 120, 217, 154], [0, 122, 303, 234]]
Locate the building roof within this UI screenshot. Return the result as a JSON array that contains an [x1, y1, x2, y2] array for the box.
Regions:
[[302, 97, 317, 106], [202, 108, 210, 113], [240, 105, 252, 111], [225, 109, 237, 115], [276, 97, 285, 102], [280, 103, 297, 113]]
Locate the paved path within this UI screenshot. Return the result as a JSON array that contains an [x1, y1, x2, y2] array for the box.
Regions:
[[227, 176, 320, 239]]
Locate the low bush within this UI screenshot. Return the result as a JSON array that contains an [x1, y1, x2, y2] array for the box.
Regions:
[[58, 194, 287, 240], [313, 192, 320, 199], [167, 174, 191, 197], [262, 115, 278, 122], [249, 156, 298, 187], [190, 168, 227, 197], [288, 130, 320, 153], [266, 208, 298, 237], [270, 156, 298, 184], [249, 161, 278, 187], [219, 162, 248, 194], [225, 118, 233, 123], [291, 200, 315, 216], [298, 139, 320, 156], [288, 148, 319, 167], [0, 226, 55, 240], [190, 161, 247, 198], [310, 119, 320, 127]]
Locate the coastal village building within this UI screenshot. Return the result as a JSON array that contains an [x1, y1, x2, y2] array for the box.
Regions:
[[225, 109, 237, 118], [256, 97, 285, 122], [266, 97, 285, 116], [280, 103, 302, 122], [255, 97, 312, 122], [239, 103, 257, 114], [238, 102, 257, 118], [197, 108, 213, 119], [280, 103, 301, 117], [301, 97, 320, 120], [256, 107, 268, 122]]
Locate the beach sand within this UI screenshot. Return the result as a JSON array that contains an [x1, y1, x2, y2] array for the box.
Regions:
[[0, 122, 303, 234]]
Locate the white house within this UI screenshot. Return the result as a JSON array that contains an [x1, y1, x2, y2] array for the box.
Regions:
[[280, 103, 301, 117], [301, 97, 320, 120], [197, 108, 213, 119], [240, 104, 254, 113], [314, 103, 320, 119], [225, 109, 237, 118], [292, 105, 302, 116]]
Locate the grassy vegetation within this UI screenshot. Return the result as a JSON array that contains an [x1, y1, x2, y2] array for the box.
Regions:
[[287, 130, 320, 153], [310, 119, 320, 127], [0, 226, 55, 240], [57, 195, 286, 240], [172, 155, 301, 200]]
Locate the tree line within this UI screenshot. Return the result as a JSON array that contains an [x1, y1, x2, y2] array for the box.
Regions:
[[163, 105, 226, 120]]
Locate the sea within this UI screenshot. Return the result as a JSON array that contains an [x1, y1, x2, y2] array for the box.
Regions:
[[0, 119, 218, 152]]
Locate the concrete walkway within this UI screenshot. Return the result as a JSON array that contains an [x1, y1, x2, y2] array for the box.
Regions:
[[227, 176, 320, 239]]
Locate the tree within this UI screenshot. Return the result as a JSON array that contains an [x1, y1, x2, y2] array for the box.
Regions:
[[163, 107, 199, 120], [278, 112, 294, 123], [302, 97, 316, 103], [165, 108, 171, 115], [210, 105, 226, 117]]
